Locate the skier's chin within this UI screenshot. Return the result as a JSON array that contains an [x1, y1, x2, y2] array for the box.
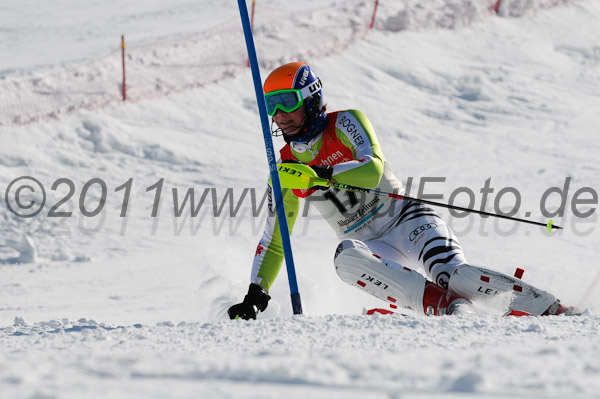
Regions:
[[282, 126, 302, 136]]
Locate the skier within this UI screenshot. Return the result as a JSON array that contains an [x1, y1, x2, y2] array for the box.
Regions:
[[228, 62, 577, 320]]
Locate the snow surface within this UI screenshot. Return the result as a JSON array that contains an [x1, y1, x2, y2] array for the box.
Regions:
[[1, 0, 600, 398]]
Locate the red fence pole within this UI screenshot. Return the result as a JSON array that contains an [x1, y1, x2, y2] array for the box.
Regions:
[[121, 35, 127, 101], [369, 0, 379, 29], [247, 0, 256, 68], [492, 0, 502, 14]]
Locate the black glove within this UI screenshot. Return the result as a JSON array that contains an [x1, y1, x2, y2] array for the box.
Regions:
[[227, 283, 271, 320], [310, 164, 333, 180]]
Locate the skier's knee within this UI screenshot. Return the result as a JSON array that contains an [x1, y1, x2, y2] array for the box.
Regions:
[[333, 239, 435, 314], [333, 239, 370, 283], [334, 239, 368, 259], [430, 262, 462, 290]]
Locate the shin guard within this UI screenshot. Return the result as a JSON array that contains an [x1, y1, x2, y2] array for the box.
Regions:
[[448, 264, 556, 316]]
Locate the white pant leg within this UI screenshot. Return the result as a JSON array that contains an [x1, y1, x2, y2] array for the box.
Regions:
[[333, 239, 471, 315], [333, 239, 427, 314], [354, 201, 562, 316], [379, 202, 559, 315], [371, 201, 468, 289], [447, 264, 558, 316]]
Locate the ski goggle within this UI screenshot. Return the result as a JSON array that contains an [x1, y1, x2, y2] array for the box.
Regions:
[[264, 89, 305, 116]]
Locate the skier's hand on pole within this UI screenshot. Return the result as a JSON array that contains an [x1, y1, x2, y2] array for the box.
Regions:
[[228, 283, 271, 320], [278, 161, 331, 190], [281, 159, 333, 180], [309, 164, 333, 180]]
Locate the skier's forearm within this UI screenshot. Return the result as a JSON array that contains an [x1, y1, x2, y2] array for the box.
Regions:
[[331, 155, 384, 188]]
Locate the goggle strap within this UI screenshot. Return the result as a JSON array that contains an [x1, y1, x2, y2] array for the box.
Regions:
[[299, 78, 322, 101]]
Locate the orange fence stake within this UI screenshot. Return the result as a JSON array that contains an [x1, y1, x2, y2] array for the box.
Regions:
[[369, 0, 379, 29], [121, 35, 127, 101]]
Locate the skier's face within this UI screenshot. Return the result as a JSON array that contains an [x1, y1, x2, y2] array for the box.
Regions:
[[273, 104, 306, 136]]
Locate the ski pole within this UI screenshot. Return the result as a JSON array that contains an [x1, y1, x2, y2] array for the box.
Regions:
[[276, 163, 561, 232], [237, 0, 302, 315], [329, 181, 561, 232]]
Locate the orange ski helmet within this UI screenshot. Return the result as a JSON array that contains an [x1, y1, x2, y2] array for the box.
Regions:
[[263, 62, 326, 142]]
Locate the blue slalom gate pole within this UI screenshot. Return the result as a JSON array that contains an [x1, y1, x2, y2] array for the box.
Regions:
[[237, 0, 303, 315]]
